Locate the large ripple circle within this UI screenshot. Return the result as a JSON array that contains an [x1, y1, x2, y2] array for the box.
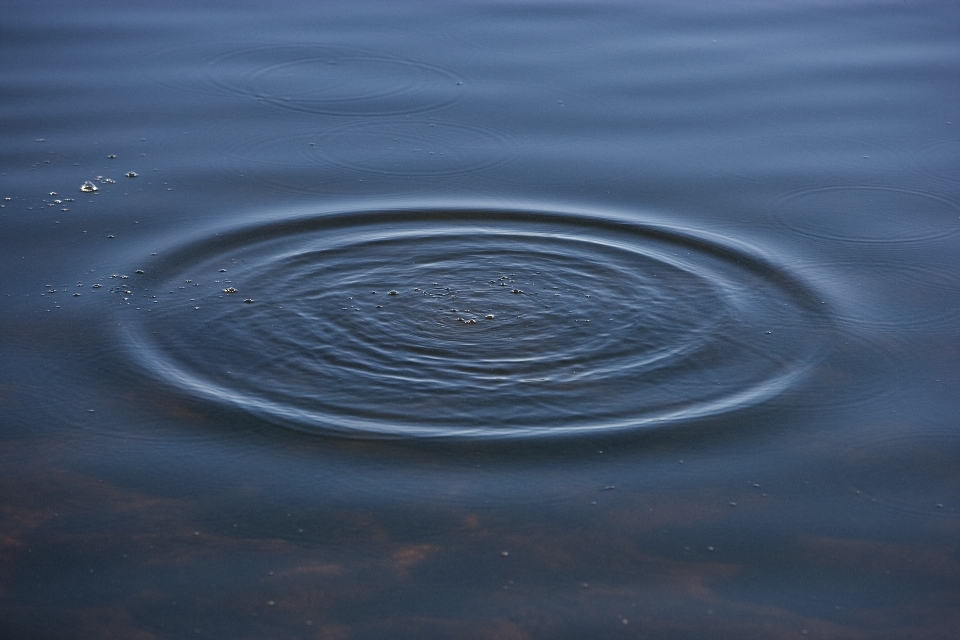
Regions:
[[121, 209, 826, 439]]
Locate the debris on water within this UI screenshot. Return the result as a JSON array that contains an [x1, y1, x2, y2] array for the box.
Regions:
[[486, 314, 494, 319], [73, 293, 80, 297], [500, 551, 509, 557], [107, 235, 114, 238], [49, 192, 57, 196], [511, 289, 522, 294], [388, 290, 398, 295], [219, 269, 226, 273], [135, 270, 144, 274], [126, 171, 137, 178], [244, 298, 254, 303], [80, 181, 98, 193], [223, 287, 237, 293], [92, 284, 100, 288], [466, 318, 476, 324], [108, 155, 116, 159]]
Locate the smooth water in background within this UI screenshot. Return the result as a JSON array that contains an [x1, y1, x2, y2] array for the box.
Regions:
[[2, 0, 959, 637]]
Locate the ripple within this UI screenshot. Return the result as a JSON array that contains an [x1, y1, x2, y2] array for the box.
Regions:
[[119, 208, 827, 440], [158, 43, 462, 116], [208, 118, 516, 198], [776, 186, 960, 245], [307, 119, 515, 177], [812, 257, 960, 333]]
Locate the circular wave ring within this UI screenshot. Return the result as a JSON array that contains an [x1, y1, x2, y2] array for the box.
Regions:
[[187, 44, 462, 116], [121, 208, 827, 439]]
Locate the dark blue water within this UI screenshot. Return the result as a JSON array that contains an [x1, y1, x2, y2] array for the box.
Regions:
[[2, 0, 959, 637]]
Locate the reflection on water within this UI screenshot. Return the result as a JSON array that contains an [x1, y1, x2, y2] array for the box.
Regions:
[[1, 0, 959, 637]]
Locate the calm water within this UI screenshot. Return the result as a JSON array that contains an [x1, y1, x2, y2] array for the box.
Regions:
[[2, 0, 959, 637]]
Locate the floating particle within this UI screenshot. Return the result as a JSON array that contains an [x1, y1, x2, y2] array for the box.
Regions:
[[107, 235, 114, 239], [219, 269, 226, 273], [511, 289, 522, 294], [108, 155, 116, 159], [103, 178, 115, 184], [223, 287, 237, 293], [126, 171, 137, 178], [49, 192, 57, 196], [466, 318, 476, 324], [73, 293, 80, 297], [92, 284, 100, 288], [244, 298, 254, 303], [500, 551, 509, 557], [135, 270, 144, 274], [388, 290, 398, 295], [80, 182, 98, 193]]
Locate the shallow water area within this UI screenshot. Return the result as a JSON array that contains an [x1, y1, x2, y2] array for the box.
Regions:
[[2, 0, 959, 638]]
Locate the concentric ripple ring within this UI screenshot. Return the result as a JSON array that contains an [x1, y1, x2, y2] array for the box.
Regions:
[[120, 208, 828, 439]]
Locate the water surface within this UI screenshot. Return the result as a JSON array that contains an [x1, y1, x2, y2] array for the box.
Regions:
[[2, 0, 959, 637]]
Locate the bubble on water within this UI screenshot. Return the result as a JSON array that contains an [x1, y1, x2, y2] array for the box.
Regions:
[[80, 182, 98, 193]]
